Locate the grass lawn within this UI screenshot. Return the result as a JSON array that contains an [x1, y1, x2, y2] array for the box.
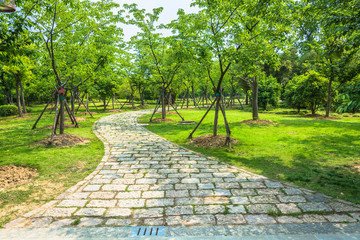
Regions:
[[0, 101, 151, 227], [138, 107, 360, 204]]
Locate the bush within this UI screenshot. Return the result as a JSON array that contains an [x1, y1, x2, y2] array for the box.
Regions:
[[258, 75, 281, 110], [0, 105, 18, 117]]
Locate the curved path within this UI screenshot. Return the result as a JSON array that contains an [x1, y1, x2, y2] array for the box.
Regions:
[[4, 110, 360, 229]]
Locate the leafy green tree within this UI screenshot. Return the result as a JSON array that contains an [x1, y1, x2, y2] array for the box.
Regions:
[[258, 75, 281, 110], [284, 71, 328, 114]]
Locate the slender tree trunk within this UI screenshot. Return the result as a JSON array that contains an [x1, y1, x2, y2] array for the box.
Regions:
[[213, 97, 220, 136], [186, 89, 189, 108], [112, 93, 115, 109], [15, 78, 23, 117], [326, 74, 334, 118], [59, 95, 65, 134], [71, 92, 75, 114], [162, 87, 166, 119], [245, 91, 249, 105], [251, 78, 259, 120], [19, 78, 27, 113], [103, 97, 106, 111], [139, 86, 144, 106]]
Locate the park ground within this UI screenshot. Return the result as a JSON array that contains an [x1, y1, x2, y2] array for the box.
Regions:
[[0, 103, 360, 227]]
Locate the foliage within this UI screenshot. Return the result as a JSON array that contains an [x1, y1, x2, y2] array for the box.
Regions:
[[284, 71, 328, 114], [0, 104, 17, 116], [258, 75, 281, 110], [337, 80, 360, 113]]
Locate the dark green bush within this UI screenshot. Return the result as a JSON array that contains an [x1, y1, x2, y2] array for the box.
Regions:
[[0, 105, 18, 117]]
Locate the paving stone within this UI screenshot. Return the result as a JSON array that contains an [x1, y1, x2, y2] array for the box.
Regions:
[[105, 219, 132, 226], [166, 206, 193, 215], [256, 188, 282, 195], [78, 217, 104, 226], [241, 182, 266, 189], [300, 214, 328, 223], [216, 214, 246, 225], [27, 217, 53, 228], [147, 198, 174, 207], [323, 214, 357, 223], [276, 203, 302, 214], [230, 197, 249, 204], [305, 194, 329, 202], [150, 184, 174, 191], [224, 177, 247, 183], [247, 204, 278, 214], [228, 205, 246, 214], [128, 184, 150, 191], [115, 191, 141, 199], [215, 183, 240, 189], [142, 191, 164, 198], [102, 184, 127, 191], [182, 215, 216, 226], [175, 184, 197, 190], [74, 208, 106, 216], [276, 216, 303, 224], [87, 200, 117, 208], [166, 190, 189, 198], [265, 180, 284, 188], [176, 198, 203, 206], [158, 179, 180, 184], [195, 205, 225, 214], [214, 189, 231, 196], [105, 208, 132, 217], [327, 202, 360, 212], [349, 213, 360, 221], [83, 185, 102, 192], [283, 188, 303, 195], [204, 197, 230, 204], [298, 202, 333, 212], [58, 200, 87, 207], [43, 208, 77, 217], [249, 195, 279, 204], [136, 178, 157, 184], [112, 179, 135, 184], [181, 178, 200, 184], [245, 214, 277, 225], [278, 195, 307, 203], [90, 179, 112, 184], [198, 183, 215, 189], [213, 173, 236, 178], [231, 189, 257, 196], [65, 193, 90, 199], [133, 208, 163, 218], [144, 218, 164, 226], [89, 192, 116, 199], [200, 178, 224, 183], [118, 199, 145, 208], [190, 190, 213, 197], [48, 219, 74, 228]]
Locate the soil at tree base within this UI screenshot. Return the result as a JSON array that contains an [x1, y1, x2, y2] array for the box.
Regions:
[[0, 165, 38, 190], [240, 119, 276, 125], [190, 134, 239, 148], [65, 117, 86, 122], [35, 134, 90, 148], [152, 118, 175, 122], [79, 112, 98, 115], [41, 124, 74, 129], [107, 109, 122, 113]]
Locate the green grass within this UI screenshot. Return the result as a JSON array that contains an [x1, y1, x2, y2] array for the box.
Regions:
[[139, 108, 360, 203], [0, 101, 152, 227]]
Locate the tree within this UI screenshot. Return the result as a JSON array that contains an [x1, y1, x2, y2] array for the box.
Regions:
[[284, 71, 328, 114], [258, 75, 281, 110]]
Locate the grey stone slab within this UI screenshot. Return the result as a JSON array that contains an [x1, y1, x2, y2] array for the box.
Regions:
[[83, 185, 102, 192], [78, 217, 104, 226], [214, 189, 231, 196], [247, 204, 278, 214], [298, 203, 333, 213], [105, 219, 132, 226], [216, 214, 246, 225], [115, 191, 141, 199], [249, 195, 279, 204], [195, 205, 225, 214], [323, 214, 357, 223], [230, 197, 249, 204], [43, 208, 77, 217], [166, 190, 189, 198], [105, 208, 132, 217], [276, 216, 303, 224], [228, 205, 247, 214], [204, 197, 230, 204], [283, 188, 303, 195], [176, 197, 203, 206], [245, 214, 277, 224], [65, 192, 90, 199], [278, 195, 307, 203], [142, 191, 164, 198], [305, 194, 329, 202], [87, 200, 117, 208], [300, 214, 328, 223], [48, 219, 74, 228], [232, 189, 257, 196], [182, 215, 216, 226], [166, 206, 194, 215], [117, 199, 145, 208], [58, 200, 87, 207], [89, 192, 116, 199], [265, 180, 284, 188], [133, 208, 163, 218], [241, 182, 266, 189], [198, 183, 215, 189], [26, 217, 52, 228], [74, 208, 106, 216], [276, 203, 302, 214], [327, 202, 360, 212], [190, 190, 214, 197], [147, 198, 174, 207]]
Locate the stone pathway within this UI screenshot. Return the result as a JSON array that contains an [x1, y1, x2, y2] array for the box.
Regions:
[[4, 110, 360, 229]]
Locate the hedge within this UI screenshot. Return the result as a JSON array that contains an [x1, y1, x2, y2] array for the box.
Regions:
[[0, 105, 18, 117]]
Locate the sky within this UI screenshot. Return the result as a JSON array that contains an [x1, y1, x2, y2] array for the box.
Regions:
[[115, 0, 199, 41]]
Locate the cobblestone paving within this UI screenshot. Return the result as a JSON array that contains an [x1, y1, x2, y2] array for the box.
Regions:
[[5, 110, 360, 228]]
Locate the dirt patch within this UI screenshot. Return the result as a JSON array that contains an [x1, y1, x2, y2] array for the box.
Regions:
[[241, 119, 276, 125], [354, 165, 360, 172], [151, 118, 175, 122], [107, 109, 122, 113], [190, 134, 239, 148], [65, 117, 86, 122], [166, 111, 178, 115], [304, 114, 338, 120], [0, 165, 38, 190], [42, 124, 74, 129], [35, 134, 90, 147], [79, 112, 98, 115]]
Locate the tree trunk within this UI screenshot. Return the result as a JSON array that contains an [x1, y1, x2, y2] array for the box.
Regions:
[[251, 78, 259, 120], [139, 86, 144, 106], [59, 96, 65, 134], [162, 88, 166, 119], [186, 89, 189, 108], [213, 97, 220, 136], [19, 78, 27, 113], [245, 91, 249, 105], [192, 84, 197, 107], [15, 79, 23, 117], [112, 93, 115, 109], [326, 74, 334, 118], [71, 92, 75, 114]]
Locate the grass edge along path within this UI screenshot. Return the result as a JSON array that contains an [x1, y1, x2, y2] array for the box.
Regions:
[[138, 108, 360, 204]]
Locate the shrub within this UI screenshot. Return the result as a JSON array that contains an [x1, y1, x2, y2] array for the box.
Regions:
[[258, 75, 281, 110], [0, 105, 18, 117]]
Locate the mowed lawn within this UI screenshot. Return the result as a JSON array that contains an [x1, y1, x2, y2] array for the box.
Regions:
[[139, 108, 360, 204], [0, 102, 149, 227]]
